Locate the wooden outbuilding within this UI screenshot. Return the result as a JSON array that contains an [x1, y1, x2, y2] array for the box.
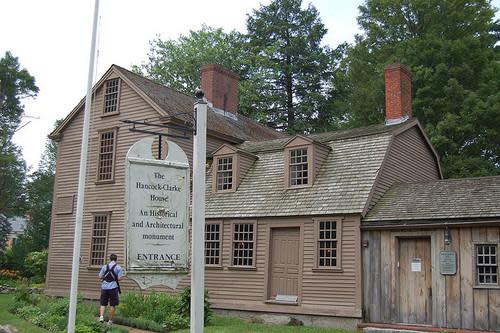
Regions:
[[362, 177, 500, 331]]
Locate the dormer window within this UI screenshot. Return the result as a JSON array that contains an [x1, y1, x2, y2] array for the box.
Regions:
[[290, 148, 309, 186], [216, 156, 234, 191], [284, 135, 331, 189], [212, 144, 257, 193], [103, 78, 120, 114]]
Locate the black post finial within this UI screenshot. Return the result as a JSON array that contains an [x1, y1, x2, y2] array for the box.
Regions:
[[195, 89, 204, 100]]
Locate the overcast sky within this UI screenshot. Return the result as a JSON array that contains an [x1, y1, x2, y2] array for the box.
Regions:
[[1, 0, 498, 170]]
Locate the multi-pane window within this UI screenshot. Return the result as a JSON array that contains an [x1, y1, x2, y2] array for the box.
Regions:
[[476, 244, 498, 285], [205, 223, 221, 266], [290, 148, 308, 186], [318, 220, 339, 268], [90, 214, 109, 266], [232, 223, 255, 266], [216, 156, 233, 191], [103, 78, 120, 114], [97, 130, 116, 182]]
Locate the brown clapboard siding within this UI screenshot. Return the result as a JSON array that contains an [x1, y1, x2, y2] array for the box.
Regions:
[[301, 215, 361, 311], [367, 126, 440, 212], [199, 216, 362, 317], [238, 153, 256, 184], [205, 219, 266, 302], [46, 109, 84, 293], [46, 72, 163, 296], [167, 127, 229, 169], [313, 142, 330, 182]]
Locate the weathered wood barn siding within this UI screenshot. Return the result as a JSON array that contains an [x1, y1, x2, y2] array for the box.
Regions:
[[362, 226, 500, 331], [367, 126, 440, 211]]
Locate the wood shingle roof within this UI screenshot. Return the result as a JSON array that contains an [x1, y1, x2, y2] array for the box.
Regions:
[[364, 176, 500, 223], [205, 121, 418, 218], [115, 65, 286, 142], [50, 65, 286, 142]]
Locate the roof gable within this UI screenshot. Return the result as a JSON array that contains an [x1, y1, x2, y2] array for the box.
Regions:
[[50, 64, 286, 142], [213, 144, 237, 156]]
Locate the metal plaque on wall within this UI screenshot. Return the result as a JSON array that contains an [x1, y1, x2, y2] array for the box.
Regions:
[[125, 137, 190, 289], [440, 251, 457, 275]]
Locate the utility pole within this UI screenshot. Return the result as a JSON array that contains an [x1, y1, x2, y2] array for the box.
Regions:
[[190, 89, 207, 333], [67, 1, 99, 332]]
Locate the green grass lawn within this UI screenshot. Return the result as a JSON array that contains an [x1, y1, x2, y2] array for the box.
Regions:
[[1, 292, 357, 333], [177, 316, 358, 333], [0, 294, 49, 333]]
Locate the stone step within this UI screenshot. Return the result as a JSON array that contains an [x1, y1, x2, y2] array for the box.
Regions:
[[363, 328, 428, 333]]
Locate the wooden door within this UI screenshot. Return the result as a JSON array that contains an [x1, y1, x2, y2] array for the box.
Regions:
[[398, 238, 432, 324], [269, 227, 300, 300]]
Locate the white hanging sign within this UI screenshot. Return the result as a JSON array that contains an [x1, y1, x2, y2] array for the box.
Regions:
[[125, 137, 190, 289], [411, 258, 422, 272]]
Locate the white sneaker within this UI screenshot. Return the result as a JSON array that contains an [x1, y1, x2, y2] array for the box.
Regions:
[[99, 316, 104, 323], [107, 320, 113, 325]]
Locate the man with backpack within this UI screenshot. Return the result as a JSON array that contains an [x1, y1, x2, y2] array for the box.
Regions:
[[98, 253, 124, 324]]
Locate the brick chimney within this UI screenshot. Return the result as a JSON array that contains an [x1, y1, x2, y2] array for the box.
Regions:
[[384, 63, 412, 125], [200, 64, 239, 114]]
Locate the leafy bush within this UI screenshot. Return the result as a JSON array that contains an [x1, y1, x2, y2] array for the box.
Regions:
[[118, 292, 146, 318], [24, 250, 48, 283], [178, 286, 212, 325], [119, 291, 178, 323], [163, 313, 189, 331], [74, 324, 96, 333], [118, 287, 211, 331], [113, 315, 167, 332], [48, 297, 70, 316], [13, 281, 33, 304]]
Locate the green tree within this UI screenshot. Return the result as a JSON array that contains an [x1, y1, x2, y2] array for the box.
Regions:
[[133, 25, 247, 97], [338, 0, 499, 177], [22, 121, 59, 252], [246, 0, 331, 133], [0, 214, 12, 255], [0, 51, 39, 140], [0, 51, 38, 216], [4, 126, 58, 274], [0, 142, 27, 216]]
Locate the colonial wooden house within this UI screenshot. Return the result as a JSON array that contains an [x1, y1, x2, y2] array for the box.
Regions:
[[46, 63, 500, 331]]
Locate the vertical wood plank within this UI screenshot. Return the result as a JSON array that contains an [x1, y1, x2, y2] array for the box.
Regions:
[[424, 238, 433, 325], [446, 229, 461, 328], [362, 231, 372, 321], [390, 234, 398, 323], [488, 289, 500, 330], [460, 228, 474, 329], [472, 227, 487, 242], [474, 289, 489, 330], [486, 227, 500, 242], [380, 231, 392, 322], [399, 239, 410, 323], [371, 231, 381, 322], [432, 230, 446, 327]]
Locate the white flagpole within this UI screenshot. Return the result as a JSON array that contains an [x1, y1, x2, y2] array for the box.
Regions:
[[191, 91, 207, 333], [67, 1, 99, 332]]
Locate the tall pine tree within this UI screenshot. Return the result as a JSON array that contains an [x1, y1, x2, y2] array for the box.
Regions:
[[338, 0, 499, 178], [246, 0, 331, 133], [0, 51, 37, 216]]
